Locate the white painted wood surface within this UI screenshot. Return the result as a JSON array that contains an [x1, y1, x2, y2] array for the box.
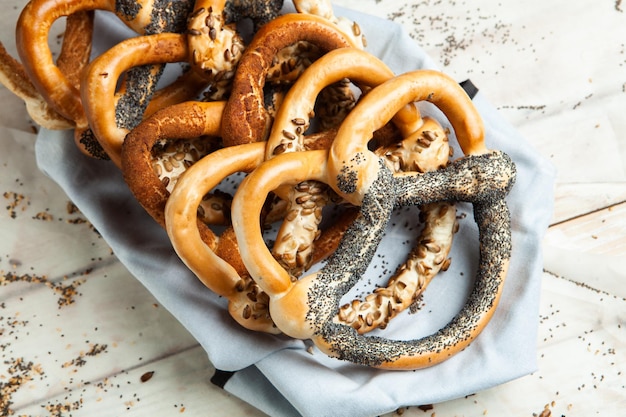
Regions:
[[1, 0, 624, 416]]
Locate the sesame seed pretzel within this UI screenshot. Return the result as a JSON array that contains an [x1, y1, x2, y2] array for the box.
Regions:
[[15, 0, 194, 157], [232, 70, 516, 369], [293, 0, 366, 48], [121, 98, 354, 333], [186, 0, 284, 101], [221, 13, 358, 147], [264, 47, 423, 277], [121, 100, 227, 228]]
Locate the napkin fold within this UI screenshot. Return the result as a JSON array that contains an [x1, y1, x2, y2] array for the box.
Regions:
[[35, 3, 556, 417]]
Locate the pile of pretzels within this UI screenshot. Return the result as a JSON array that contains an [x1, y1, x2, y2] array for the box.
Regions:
[[1, 0, 516, 370]]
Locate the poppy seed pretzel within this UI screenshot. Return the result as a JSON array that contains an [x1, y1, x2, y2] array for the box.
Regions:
[[221, 13, 358, 147], [232, 70, 516, 369], [15, 0, 194, 157], [82, 33, 213, 166]]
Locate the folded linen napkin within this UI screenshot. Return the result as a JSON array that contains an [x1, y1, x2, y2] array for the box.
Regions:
[[35, 3, 556, 416]]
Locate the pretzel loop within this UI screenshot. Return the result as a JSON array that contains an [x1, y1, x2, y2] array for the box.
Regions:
[[312, 154, 515, 369], [82, 33, 191, 167], [328, 70, 488, 206], [221, 13, 357, 146]]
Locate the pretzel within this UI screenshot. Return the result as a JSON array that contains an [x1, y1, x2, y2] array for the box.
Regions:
[[293, 0, 366, 48], [264, 1, 366, 128], [15, 0, 194, 157], [265, 47, 421, 276], [163, 140, 358, 333], [120, 96, 334, 227], [336, 117, 457, 333], [121, 100, 226, 227], [0, 41, 73, 130], [221, 13, 358, 147], [232, 70, 516, 369], [164, 141, 278, 333], [82, 33, 213, 166], [0, 9, 95, 130]]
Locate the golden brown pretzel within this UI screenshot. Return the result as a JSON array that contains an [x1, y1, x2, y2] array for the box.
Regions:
[[329, 70, 488, 206], [293, 0, 366, 48], [232, 70, 516, 369], [164, 141, 357, 333], [82, 33, 213, 166], [121, 100, 226, 227], [264, 47, 427, 277], [0, 41, 72, 130], [15, 0, 194, 156], [221, 13, 358, 147], [165, 141, 278, 333]]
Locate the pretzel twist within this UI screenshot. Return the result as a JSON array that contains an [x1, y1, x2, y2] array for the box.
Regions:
[[163, 140, 359, 333], [221, 13, 357, 147], [232, 70, 516, 369], [164, 141, 279, 333], [265, 47, 421, 277]]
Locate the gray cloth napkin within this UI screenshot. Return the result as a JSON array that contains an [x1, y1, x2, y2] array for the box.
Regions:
[[35, 3, 556, 417]]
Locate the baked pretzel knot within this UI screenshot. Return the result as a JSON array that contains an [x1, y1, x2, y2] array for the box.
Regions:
[[232, 70, 516, 369]]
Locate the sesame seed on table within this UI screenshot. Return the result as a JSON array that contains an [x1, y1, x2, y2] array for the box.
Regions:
[[0, 0, 624, 416]]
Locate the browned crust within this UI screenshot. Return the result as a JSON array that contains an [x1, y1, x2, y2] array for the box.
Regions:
[[121, 101, 225, 229], [56, 10, 94, 91], [221, 13, 354, 147], [15, 0, 108, 124]]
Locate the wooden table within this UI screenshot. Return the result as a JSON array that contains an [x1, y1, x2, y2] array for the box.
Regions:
[[1, 0, 624, 415]]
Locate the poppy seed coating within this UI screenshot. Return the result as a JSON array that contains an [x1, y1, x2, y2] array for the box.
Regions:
[[307, 151, 516, 367]]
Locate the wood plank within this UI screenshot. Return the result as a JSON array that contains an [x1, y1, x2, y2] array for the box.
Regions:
[[390, 272, 626, 416], [546, 202, 626, 257], [12, 346, 264, 417], [553, 183, 626, 225]]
